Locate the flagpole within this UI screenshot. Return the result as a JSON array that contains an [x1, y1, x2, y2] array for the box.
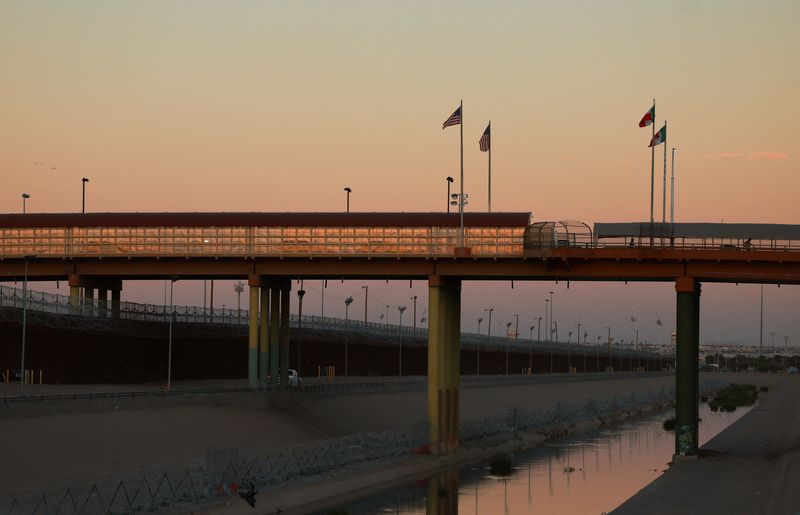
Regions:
[[662, 120, 668, 245], [488, 121, 492, 213], [649, 99, 655, 246], [670, 147, 676, 225], [459, 99, 464, 248]]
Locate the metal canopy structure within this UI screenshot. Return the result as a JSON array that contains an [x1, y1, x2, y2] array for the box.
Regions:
[[595, 222, 800, 241]]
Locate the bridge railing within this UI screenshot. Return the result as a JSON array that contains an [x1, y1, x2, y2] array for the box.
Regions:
[[0, 285, 669, 357]]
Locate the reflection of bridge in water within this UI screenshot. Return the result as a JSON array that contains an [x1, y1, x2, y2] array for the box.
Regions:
[[2, 211, 800, 457]]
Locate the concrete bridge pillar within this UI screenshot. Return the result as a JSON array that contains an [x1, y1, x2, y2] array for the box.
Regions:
[[269, 287, 281, 387], [279, 285, 290, 387], [247, 276, 261, 387], [427, 275, 461, 455], [97, 288, 108, 317], [110, 288, 121, 318], [68, 275, 81, 315], [83, 287, 94, 315], [259, 286, 270, 383], [675, 276, 701, 457]]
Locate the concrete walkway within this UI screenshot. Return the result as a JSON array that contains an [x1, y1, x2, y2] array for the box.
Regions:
[[614, 374, 800, 515]]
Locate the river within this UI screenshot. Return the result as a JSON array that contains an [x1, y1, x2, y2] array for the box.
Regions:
[[336, 402, 753, 514]]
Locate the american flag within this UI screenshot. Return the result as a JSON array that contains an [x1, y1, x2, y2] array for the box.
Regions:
[[442, 106, 462, 129], [479, 123, 490, 152]]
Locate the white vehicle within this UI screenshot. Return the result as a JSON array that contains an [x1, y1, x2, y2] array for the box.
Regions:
[[288, 369, 301, 387]]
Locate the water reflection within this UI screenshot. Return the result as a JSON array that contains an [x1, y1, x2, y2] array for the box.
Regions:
[[338, 403, 752, 515]]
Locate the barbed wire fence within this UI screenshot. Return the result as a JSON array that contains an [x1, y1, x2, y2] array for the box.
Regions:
[[1, 379, 726, 514]]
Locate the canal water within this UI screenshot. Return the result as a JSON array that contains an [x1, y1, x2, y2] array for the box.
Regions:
[[335, 402, 753, 514]]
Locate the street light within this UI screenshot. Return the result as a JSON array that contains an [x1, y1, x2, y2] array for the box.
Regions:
[[446, 176, 454, 213], [22, 193, 30, 214], [234, 281, 244, 313], [167, 277, 178, 391], [385, 305, 390, 328], [529, 325, 535, 374], [483, 308, 494, 377], [345, 296, 353, 380], [362, 285, 368, 325], [297, 281, 306, 329], [19, 255, 35, 393], [398, 305, 407, 376], [81, 177, 89, 214], [411, 296, 418, 332], [505, 321, 513, 375], [344, 187, 352, 213]]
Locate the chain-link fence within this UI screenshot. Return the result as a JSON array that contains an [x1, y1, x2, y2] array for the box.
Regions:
[[0, 379, 726, 514]]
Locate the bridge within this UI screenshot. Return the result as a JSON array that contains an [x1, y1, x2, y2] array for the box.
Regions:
[[2, 211, 800, 457]]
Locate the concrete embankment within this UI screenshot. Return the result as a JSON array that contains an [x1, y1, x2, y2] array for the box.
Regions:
[[0, 374, 676, 505], [613, 373, 800, 514]]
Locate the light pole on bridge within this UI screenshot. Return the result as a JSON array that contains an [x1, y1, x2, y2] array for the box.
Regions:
[[446, 176, 454, 213], [81, 177, 89, 214], [22, 193, 30, 214], [344, 187, 352, 213]]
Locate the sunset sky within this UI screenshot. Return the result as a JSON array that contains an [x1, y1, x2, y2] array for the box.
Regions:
[[2, 1, 798, 347]]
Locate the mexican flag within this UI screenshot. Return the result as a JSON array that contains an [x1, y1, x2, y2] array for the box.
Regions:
[[648, 125, 667, 147], [639, 106, 655, 127]]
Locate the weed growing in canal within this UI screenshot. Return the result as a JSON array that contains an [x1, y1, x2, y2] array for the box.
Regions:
[[709, 384, 758, 412], [662, 418, 676, 431], [489, 454, 514, 476], [759, 385, 769, 393]]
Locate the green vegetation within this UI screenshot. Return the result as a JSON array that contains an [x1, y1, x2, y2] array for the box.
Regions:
[[489, 454, 514, 476], [759, 385, 769, 393], [709, 384, 758, 412]]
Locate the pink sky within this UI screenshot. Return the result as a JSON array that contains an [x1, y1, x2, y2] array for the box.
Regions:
[[1, 1, 798, 346]]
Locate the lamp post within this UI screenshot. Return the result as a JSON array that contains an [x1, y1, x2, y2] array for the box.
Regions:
[[234, 281, 244, 314], [385, 305, 390, 328], [398, 305, 407, 376], [597, 335, 602, 372], [297, 281, 306, 329], [505, 321, 513, 375], [344, 187, 352, 213], [605, 327, 612, 372], [22, 193, 30, 214], [529, 325, 535, 373], [549, 291, 554, 340], [345, 296, 353, 380], [411, 296, 417, 333], [20, 255, 34, 393], [544, 299, 550, 343], [446, 176, 454, 213], [484, 308, 494, 378], [81, 177, 89, 214], [362, 285, 368, 325], [167, 277, 178, 391]]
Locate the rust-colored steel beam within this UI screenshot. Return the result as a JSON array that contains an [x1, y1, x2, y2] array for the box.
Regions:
[[2, 251, 800, 285]]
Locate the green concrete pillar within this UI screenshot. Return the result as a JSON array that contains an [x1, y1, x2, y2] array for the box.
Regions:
[[84, 287, 94, 315], [97, 288, 108, 316], [675, 277, 701, 457], [248, 285, 259, 387], [111, 288, 121, 318], [427, 276, 461, 455], [280, 285, 290, 387], [425, 469, 459, 515], [269, 288, 280, 387], [259, 287, 270, 383], [69, 275, 81, 315]]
